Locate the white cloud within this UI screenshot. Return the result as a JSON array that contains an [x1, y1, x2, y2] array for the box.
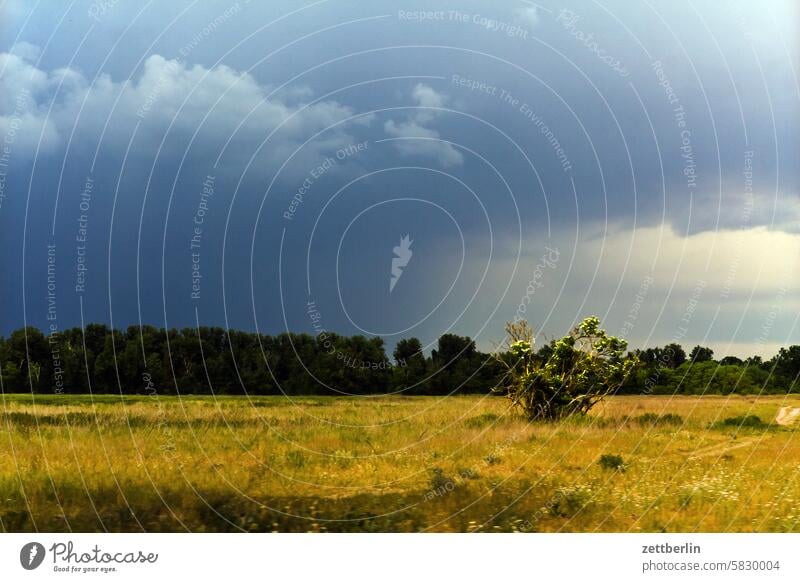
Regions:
[[383, 83, 463, 167], [384, 119, 464, 167], [0, 50, 62, 152], [673, 189, 800, 235], [7, 41, 41, 61], [411, 84, 444, 108], [0, 45, 369, 165], [514, 6, 540, 27]]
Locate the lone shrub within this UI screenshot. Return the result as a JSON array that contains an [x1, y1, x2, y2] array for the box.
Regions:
[[494, 317, 636, 421], [598, 454, 626, 472]]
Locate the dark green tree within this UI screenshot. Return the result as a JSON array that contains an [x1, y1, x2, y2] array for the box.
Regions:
[[393, 338, 428, 392], [689, 345, 714, 363]]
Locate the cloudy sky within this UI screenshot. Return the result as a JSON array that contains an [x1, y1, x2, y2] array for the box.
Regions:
[[1, 0, 798, 357]]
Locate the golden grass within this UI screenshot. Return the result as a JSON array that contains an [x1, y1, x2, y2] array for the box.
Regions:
[[1, 393, 799, 532]]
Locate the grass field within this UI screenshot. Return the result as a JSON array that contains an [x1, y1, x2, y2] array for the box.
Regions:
[[1, 393, 799, 532]]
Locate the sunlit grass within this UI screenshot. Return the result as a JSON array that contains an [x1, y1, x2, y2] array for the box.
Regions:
[[1, 394, 798, 532]]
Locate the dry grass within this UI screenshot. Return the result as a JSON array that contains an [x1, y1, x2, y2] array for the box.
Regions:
[[1, 393, 799, 532]]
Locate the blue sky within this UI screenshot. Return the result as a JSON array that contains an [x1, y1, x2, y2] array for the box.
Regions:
[[1, 0, 798, 357]]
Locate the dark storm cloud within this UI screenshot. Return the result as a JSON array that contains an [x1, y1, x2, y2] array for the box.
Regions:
[[1, 0, 798, 356]]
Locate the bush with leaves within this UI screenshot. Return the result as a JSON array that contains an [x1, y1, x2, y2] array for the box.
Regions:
[[494, 317, 636, 421]]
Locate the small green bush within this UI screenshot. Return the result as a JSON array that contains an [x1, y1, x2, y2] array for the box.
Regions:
[[465, 413, 500, 428], [483, 453, 502, 466], [428, 467, 453, 492], [634, 412, 683, 427], [550, 486, 593, 517], [711, 415, 767, 430], [598, 454, 626, 472]]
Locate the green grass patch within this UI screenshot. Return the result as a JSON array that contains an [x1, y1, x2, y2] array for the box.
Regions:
[[710, 415, 768, 430]]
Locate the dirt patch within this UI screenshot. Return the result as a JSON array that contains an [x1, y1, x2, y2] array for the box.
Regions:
[[775, 407, 800, 427]]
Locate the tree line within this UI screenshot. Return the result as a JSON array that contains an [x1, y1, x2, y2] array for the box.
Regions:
[[0, 325, 798, 396], [0, 325, 500, 395], [622, 343, 800, 395]]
